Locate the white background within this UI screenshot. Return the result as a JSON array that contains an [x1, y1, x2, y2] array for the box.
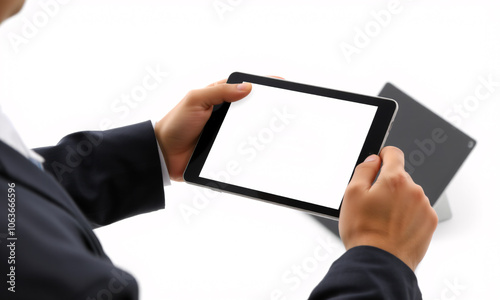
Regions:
[[1, 0, 499, 299], [200, 83, 377, 209]]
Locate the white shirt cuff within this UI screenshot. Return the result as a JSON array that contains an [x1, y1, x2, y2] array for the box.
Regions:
[[151, 120, 171, 186]]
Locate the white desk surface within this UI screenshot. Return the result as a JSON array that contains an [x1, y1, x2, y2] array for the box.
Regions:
[[1, 1, 499, 299]]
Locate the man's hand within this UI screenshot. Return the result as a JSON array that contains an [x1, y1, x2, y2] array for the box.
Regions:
[[339, 146, 438, 271], [154, 79, 252, 181]]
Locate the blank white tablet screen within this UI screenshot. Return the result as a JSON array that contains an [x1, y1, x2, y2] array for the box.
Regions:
[[199, 83, 377, 210]]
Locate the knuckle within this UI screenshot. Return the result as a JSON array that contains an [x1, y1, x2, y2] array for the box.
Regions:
[[429, 208, 439, 228], [184, 88, 205, 103], [344, 183, 360, 196], [431, 210, 439, 227], [410, 184, 426, 200], [184, 89, 198, 101], [422, 201, 439, 229], [415, 193, 438, 228], [385, 171, 410, 189], [344, 182, 364, 199]]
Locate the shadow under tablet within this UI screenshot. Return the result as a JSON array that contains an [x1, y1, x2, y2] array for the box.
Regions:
[[312, 83, 476, 237]]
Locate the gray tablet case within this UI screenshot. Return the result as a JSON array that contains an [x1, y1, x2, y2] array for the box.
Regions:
[[313, 82, 476, 235]]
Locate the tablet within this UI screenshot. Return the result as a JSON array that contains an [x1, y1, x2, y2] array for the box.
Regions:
[[184, 72, 398, 219], [313, 82, 476, 235]]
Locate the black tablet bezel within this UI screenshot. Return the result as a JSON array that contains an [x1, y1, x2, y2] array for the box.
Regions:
[[184, 72, 398, 219]]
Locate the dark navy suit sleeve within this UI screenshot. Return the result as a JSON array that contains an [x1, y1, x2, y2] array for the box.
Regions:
[[0, 121, 167, 299], [309, 246, 422, 300], [35, 121, 165, 227]]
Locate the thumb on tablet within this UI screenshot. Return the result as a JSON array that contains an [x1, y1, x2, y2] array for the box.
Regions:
[[187, 82, 252, 110]]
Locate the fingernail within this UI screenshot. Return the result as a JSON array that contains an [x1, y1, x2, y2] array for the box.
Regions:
[[237, 83, 251, 91], [364, 155, 377, 162]]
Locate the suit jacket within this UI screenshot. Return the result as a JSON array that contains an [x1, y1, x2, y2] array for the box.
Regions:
[[0, 121, 421, 299], [309, 246, 422, 299], [0, 121, 164, 299]]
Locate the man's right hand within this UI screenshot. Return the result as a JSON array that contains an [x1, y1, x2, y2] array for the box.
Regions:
[[154, 79, 252, 182], [339, 146, 438, 271]]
